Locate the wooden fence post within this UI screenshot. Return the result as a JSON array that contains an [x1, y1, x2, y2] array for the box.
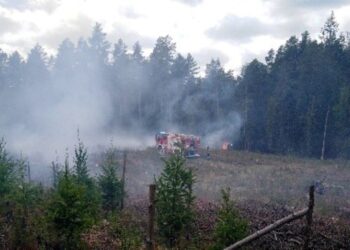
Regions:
[[121, 150, 127, 210], [303, 185, 315, 250], [147, 184, 156, 250]]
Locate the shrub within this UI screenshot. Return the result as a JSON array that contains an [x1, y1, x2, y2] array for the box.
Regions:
[[82, 212, 142, 249], [210, 188, 248, 250]]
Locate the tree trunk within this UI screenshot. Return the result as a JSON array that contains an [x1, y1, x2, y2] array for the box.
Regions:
[[243, 83, 248, 150], [320, 106, 330, 160]]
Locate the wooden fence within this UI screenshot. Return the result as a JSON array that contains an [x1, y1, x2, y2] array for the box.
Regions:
[[224, 185, 315, 250]]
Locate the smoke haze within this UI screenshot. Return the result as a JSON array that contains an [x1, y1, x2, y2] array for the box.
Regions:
[[0, 25, 242, 176]]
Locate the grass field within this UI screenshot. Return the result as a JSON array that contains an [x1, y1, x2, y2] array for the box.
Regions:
[[116, 148, 350, 218]]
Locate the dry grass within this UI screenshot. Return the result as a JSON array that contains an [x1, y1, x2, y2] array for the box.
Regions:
[[111, 148, 350, 219], [89, 148, 350, 249]]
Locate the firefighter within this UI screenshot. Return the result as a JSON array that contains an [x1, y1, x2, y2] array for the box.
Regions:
[[206, 146, 211, 160], [188, 139, 195, 156]]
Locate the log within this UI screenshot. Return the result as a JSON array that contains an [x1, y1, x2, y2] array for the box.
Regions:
[[224, 208, 308, 250]]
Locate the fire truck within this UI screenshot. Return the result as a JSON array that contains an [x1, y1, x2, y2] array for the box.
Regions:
[[155, 132, 200, 158]]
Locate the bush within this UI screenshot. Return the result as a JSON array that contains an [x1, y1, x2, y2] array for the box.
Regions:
[[82, 212, 142, 249], [210, 188, 248, 250], [155, 153, 195, 247]]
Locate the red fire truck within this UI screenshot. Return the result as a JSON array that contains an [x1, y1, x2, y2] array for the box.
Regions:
[[155, 132, 200, 158]]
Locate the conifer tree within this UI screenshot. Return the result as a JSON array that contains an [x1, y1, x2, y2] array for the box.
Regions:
[[73, 135, 89, 185], [98, 146, 123, 213], [47, 156, 92, 249], [155, 153, 195, 247], [210, 188, 248, 250]]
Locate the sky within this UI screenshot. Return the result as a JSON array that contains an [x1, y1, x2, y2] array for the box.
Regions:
[[0, 0, 350, 74]]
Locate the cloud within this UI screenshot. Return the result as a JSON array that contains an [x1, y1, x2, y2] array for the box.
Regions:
[[206, 14, 319, 43], [206, 15, 269, 43], [30, 0, 60, 13], [110, 24, 155, 49], [39, 14, 95, 49], [264, 0, 349, 11], [0, 0, 28, 10], [241, 50, 268, 65], [119, 7, 143, 19], [192, 48, 229, 68], [0, 0, 60, 13], [172, 0, 203, 7], [0, 14, 21, 36]]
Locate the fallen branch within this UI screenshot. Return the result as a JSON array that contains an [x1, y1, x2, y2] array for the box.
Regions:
[[224, 208, 308, 250], [225, 185, 315, 250]]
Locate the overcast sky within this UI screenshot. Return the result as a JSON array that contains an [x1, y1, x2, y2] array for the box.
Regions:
[[1, 0, 350, 73]]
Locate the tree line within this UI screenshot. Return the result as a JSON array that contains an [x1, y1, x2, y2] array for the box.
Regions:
[[1, 12, 350, 159]]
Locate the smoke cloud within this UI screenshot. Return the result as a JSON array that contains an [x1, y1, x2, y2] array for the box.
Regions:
[[0, 27, 242, 181]]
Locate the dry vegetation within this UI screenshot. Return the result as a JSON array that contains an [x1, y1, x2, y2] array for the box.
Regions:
[[88, 148, 350, 249], [117, 148, 350, 217]]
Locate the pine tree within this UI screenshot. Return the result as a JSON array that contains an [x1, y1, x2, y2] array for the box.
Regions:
[[47, 158, 93, 249], [24, 44, 49, 86], [210, 188, 248, 250], [73, 135, 89, 185], [88, 23, 110, 65], [72, 135, 101, 221], [155, 153, 195, 247], [321, 11, 339, 46], [98, 147, 123, 213]]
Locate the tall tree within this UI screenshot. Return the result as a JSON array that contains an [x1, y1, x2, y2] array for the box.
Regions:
[[88, 23, 110, 66], [24, 44, 49, 86], [54, 39, 76, 77], [147, 35, 176, 127], [5, 51, 24, 89]]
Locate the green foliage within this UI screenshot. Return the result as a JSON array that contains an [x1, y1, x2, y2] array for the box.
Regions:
[[10, 180, 45, 248], [155, 153, 195, 247], [73, 136, 101, 222], [47, 164, 93, 249], [0, 138, 17, 199], [73, 135, 89, 185], [210, 188, 248, 250], [110, 213, 142, 250], [98, 147, 123, 213], [0, 141, 47, 249]]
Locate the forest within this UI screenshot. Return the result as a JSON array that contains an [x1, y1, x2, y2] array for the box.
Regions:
[[1, 13, 350, 159], [1, 12, 350, 249]]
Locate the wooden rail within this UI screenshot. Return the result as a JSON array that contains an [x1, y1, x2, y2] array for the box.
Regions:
[[224, 185, 315, 250]]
